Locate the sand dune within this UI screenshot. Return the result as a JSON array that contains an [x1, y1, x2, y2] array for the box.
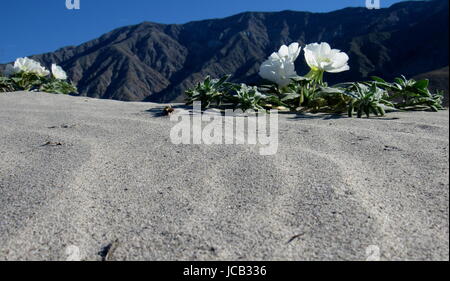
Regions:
[[0, 92, 448, 261]]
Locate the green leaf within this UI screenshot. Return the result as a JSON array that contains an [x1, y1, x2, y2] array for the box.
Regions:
[[281, 93, 300, 101], [414, 79, 429, 90], [371, 76, 387, 83], [217, 74, 231, 85], [377, 106, 386, 116], [394, 77, 404, 85], [369, 104, 378, 116], [318, 86, 345, 95]]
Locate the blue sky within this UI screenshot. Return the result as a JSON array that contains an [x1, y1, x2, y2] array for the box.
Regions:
[[0, 0, 406, 63]]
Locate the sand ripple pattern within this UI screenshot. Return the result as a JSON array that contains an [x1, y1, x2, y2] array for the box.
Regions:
[[0, 92, 448, 260]]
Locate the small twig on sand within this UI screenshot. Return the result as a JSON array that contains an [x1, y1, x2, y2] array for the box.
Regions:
[[48, 124, 77, 129], [42, 141, 64, 146], [286, 233, 305, 244]]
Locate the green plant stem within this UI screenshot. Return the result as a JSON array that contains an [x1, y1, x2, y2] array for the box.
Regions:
[[299, 88, 304, 107], [306, 69, 325, 86]]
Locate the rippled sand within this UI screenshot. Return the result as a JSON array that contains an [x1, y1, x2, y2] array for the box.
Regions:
[[0, 91, 448, 260]]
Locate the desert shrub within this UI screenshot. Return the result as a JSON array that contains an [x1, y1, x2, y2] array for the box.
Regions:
[[9, 72, 46, 91], [185, 42, 444, 118], [40, 80, 78, 95], [372, 76, 443, 112], [344, 83, 395, 118], [231, 84, 267, 111], [1, 58, 78, 95], [0, 77, 15, 92], [185, 75, 235, 109]]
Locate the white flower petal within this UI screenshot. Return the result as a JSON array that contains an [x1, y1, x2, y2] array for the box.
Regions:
[[12, 57, 50, 76], [278, 45, 289, 58], [319, 42, 332, 57], [259, 42, 301, 87], [305, 43, 321, 54], [288, 42, 300, 61], [303, 42, 350, 73], [51, 64, 68, 80], [304, 49, 318, 69], [269, 52, 280, 60], [331, 52, 349, 68], [326, 64, 350, 73]]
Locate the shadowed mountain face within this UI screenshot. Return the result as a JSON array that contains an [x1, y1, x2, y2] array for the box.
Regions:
[[1, 0, 448, 102]]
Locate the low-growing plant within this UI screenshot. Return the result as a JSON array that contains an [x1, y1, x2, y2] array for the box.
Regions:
[[256, 84, 288, 109], [0, 77, 15, 92], [232, 84, 267, 111], [344, 83, 395, 118], [185, 41, 444, 118], [185, 75, 235, 109], [285, 77, 316, 108], [259, 77, 329, 111], [372, 76, 443, 112], [1, 57, 78, 95], [40, 79, 78, 95], [9, 71, 45, 91], [314, 86, 352, 113]]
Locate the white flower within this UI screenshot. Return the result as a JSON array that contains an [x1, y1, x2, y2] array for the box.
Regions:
[[32, 65, 50, 77], [259, 43, 301, 87], [51, 64, 68, 80], [304, 42, 349, 73], [5, 57, 50, 77]]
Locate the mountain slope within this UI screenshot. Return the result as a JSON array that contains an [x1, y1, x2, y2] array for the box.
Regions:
[[1, 0, 448, 102]]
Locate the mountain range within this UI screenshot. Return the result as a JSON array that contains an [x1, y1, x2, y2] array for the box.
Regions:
[[1, 0, 448, 103]]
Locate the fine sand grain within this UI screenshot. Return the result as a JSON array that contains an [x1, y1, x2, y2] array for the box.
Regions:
[[0, 91, 448, 261]]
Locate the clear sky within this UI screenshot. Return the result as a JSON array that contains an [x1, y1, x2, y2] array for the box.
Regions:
[[0, 0, 407, 63]]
